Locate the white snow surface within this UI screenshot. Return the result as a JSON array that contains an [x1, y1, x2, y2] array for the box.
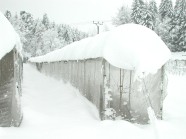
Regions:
[[29, 24, 171, 74], [0, 64, 186, 139], [0, 12, 22, 60]]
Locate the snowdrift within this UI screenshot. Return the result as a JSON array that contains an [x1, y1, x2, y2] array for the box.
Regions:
[[30, 24, 170, 123], [0, 12, 23, 127], [0, 12, 22, 60], [30, 24, 171, 74]]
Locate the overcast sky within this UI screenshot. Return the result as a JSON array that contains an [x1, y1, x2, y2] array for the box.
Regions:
[[0, 0, 176, 33]]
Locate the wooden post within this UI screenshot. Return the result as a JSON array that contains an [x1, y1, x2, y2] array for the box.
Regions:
[[129, 71, 132, 110], [84, 61, 86, 97], [119, 69, 122, 111], [102, 59, 106, 120], [108, 64, 110, 87], [160, 66, 165, 120], [108, 64, 110, 108]]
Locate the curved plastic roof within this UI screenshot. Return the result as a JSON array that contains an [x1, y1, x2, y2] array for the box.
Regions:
[[30, 24, 171, 74]]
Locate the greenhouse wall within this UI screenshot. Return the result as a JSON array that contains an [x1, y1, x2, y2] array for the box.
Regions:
[[0, 48, 23, 127], [32, 58, 166, 124], [35, 58, 104, 117], [103, 62, 164, 123]]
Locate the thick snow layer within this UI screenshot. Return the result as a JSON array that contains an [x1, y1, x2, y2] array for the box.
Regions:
[[171, 52, 186, 60], [0, 64, 186, 139], [0, 64, 148, 139], [0, 12, 22, 60], [30, 24, 171, 74]]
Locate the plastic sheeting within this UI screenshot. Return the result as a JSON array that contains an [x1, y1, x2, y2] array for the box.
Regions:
[[0, 48, 23, 127], [104, 62, 164, 123], [33, 58, 166, 124]]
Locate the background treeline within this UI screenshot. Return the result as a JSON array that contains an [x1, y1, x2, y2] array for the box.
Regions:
[[4, 11, 88, 58], [113, 0, 186, 52], [5, 0, 186, 59]]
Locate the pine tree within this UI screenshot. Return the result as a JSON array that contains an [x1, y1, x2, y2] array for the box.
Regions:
[[42, 13, 50, 29], [159, 0, 173, 21], [131, 0, 154, 29], [9, 11, 88, 57], [149, 0, 158, 15], [149, 0, 158, 21], [30, 19, 45, 56], [57, 25, 66, 46], [149, 0, 158, 30], [19, 11, 34, 32], [10, 13, 26, 44], [171, 0, 186, 29], [131, 0, 144, 24], [155, 17, 172, 49], [4, 10, 11, 20], [170, 0, 186, 51], [112, 5, 132, 26], [155, 0, 174, 51]]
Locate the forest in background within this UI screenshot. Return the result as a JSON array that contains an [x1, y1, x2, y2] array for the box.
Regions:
[[113, 0, 186, 52], [4, 0, 186, 59], [4, 11, 88, 59]]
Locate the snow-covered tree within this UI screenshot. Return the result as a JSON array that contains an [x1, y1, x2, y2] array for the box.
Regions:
[[174, 0, 186, 17], [4, 10, 11, 20], [149, 0, 158, 15], [169, 0, 186, 51], [10, 13, 27, 49], [131, 0, 154, 29], [18, 11, 35, 57], [28, 19, 45, 56], [8, 11, 88, 57], [153, 0, 173, 51], [155, 17, 172, 48], [112, 5, 132, 26], [159, 0, 173, 21], [42, 28, 61, 54], [19, 11, 34, 32], [131, 0, 144, 24], [57, 24, 88, 45], [149, 0, 158, 27], [57, 25, 67, 46], [42, 13, 50, 29]]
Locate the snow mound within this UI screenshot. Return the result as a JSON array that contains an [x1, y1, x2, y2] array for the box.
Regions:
[[0, 12, 22, 60], [30, 24, 171, 74]]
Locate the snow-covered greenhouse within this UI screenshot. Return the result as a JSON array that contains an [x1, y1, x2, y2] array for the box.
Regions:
[[0, 12, 23, 126], [30, 24, 171, 124]]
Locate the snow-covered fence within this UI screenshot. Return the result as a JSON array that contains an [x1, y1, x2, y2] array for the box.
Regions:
[[30, 24, 171, 124], [0, 12, 23, 127], [165, 53, 186, 75]]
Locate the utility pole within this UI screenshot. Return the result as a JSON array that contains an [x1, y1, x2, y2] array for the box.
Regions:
[[93, 21, 103, 34]]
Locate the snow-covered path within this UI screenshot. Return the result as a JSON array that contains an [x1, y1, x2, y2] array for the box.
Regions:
[[0, 64, 148, 139], [0, 64, 186, 139]]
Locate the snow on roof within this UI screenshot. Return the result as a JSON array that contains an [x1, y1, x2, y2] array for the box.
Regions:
[[171, 52, 186, 60], [29, 24, 171, 74], [0, 12, 22, 60]]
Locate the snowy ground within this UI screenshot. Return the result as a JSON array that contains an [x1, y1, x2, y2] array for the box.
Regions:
[[0, 64, 186, 139]]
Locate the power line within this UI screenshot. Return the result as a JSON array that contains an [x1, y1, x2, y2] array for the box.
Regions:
[[69, 20, 112, 26], [93, 21, 103, 34]]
